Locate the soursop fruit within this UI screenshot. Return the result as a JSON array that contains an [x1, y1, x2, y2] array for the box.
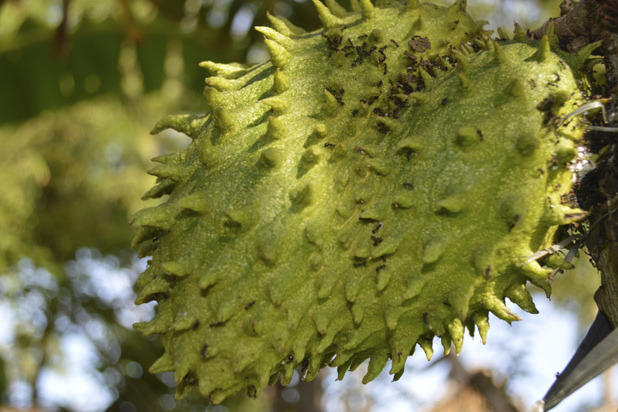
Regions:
[[131, 0, 597, 403]]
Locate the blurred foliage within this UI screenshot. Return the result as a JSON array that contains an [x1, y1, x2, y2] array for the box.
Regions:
[[0, 251, 274, 411], [0, 0, 600, 410], [0, 0, 566, 125], [549, 245, 601, 328], [0, 96, 159, 272], [0, 0, 229, 124]]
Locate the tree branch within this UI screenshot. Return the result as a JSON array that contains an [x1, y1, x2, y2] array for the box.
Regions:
[[530, 0, 605, 50], [585, 150, 618, 328], [538, 0, 618, 328]]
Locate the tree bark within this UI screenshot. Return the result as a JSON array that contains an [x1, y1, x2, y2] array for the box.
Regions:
[[585, 149, 618, 328], [530, 0, 605, 52], [533, 0, 618, 328]]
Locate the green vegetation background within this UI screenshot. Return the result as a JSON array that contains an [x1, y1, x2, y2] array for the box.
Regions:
[[0, 0, 600, 410]]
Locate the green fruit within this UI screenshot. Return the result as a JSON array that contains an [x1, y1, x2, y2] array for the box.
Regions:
[[132, 0, 596, 404]]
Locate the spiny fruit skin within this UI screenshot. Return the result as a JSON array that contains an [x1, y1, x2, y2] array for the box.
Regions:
[[132, 0, 593, 404]]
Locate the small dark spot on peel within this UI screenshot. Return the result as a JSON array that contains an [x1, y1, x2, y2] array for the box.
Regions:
[[245, 301, 256, 310], [372, 222, 383, 233], [376, 121, 390, 134], [408, 36, 431, 53], [192, 320, 200, 330]]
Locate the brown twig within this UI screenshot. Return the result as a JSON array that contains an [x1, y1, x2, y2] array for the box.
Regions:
[[117, 0, 145, 44], [53, 0, 71, 57]]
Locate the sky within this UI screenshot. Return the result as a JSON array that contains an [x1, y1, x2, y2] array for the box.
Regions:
[[322, 295, 617, 412]]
